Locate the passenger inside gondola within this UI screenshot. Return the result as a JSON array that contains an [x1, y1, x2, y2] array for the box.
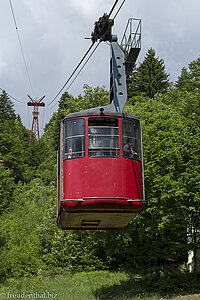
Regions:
[[123, 139, 138, 159], [65, 148, 73, 159]]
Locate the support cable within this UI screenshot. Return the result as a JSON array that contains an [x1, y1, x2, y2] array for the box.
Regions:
[[49, 42, 101, 109], [8, 0, 35, 97], [113, 0, 126, 20], [108, 0, 119, 19], [47, 43, 94, 106], [0, 87, 24, 104], [66, 42, 100, 92]]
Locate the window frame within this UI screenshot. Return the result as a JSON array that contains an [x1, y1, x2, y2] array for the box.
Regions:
[[88, 117, 120, 158], [63, 118, 85, 160], [122, 118, 141, 161]]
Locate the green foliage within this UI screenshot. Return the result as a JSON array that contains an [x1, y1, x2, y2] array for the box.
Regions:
[[0, 120, 30, 182], [0, 91, 44, 183], [175, 57, 200, 91], [127, 48, 170, 99], [42, 230, 105, 273], [0, 178, 56, 278], [58, 85, 109, 113], [0, 90, 16, 121], [130, 96, 198, 271], [155, 89, 200, 254], [175, 67, 191, 90], [0, 165, 15, 214]]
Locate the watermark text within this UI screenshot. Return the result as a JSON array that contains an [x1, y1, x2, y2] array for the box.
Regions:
[[0, 292, 57, 299]]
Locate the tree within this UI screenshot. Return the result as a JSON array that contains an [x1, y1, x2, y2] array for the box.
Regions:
[[175, 67, 190, 90], [0, 178, 56, 278], [175, 57, 200, 92], [127, 48, 170, 99], [0, 119, 35, 182], [58, 91, 74, 111], [0, 91, 41, 183], [0, 165, 15, 214], [0, 90, 16, 121]]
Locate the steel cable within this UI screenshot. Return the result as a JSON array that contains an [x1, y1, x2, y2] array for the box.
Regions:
[[47, 43, 95, 106], [0, 87, 24, 104], [113, 0, 126, 20], [49, 42, 101, 109], [8, 0, 36, 97]]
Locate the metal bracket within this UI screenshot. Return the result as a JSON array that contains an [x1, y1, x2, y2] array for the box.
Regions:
[[127, 199, 144, 203], [61, 199, 85, 202]]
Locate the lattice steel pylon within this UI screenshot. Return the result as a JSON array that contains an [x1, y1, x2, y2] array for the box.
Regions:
[[27, 95, 45, 146]]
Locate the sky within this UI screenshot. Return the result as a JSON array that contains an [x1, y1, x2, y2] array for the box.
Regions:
[[0, 0, 200, 135]]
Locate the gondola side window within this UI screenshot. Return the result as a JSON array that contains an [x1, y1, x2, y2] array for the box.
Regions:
[[122, 119, 141, 160], [63, 118, 85, 160], [88, 117, 119, 157]]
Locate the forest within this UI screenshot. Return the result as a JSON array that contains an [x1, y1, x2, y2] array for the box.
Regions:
[[0, 48, 199, 297]]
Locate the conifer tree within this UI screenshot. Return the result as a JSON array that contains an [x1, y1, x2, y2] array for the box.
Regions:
[[175, 57, 200, 91], [127, 48, 170, 99], [0, 90, 16, 121], [175, 67, 190, 90]]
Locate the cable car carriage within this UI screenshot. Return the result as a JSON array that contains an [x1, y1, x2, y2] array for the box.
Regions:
[[57, 18, 144, 229]]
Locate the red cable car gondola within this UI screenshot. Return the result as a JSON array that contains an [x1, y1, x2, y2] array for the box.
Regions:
[[57, 111, 144, 229], [57, 18, 144, 229]]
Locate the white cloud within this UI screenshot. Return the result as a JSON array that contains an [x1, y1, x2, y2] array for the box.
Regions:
[[69, 0, 96, 17], [68, 0, 110, 19]]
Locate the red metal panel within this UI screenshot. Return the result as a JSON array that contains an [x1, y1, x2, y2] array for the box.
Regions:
[[85, 157, 123, 198], [122, 158, 142, 200], [63, 157, 122, 201], [62, 157, 142, 206], [63, 158, 87, 205]]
